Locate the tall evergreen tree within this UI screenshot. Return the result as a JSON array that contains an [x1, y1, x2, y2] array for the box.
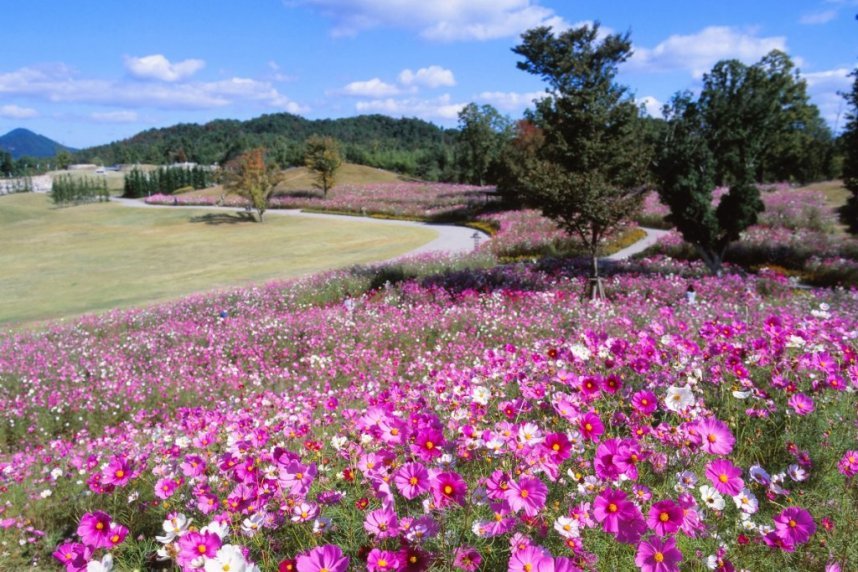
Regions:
[[842, 69, 858, 231], [503, 23, 650, 296]]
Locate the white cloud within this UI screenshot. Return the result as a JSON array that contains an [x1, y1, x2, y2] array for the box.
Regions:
[[637, 96, 663, 118], [476, 90, 544, 112], [398, 66, 456, 88], [803, 67, 853, 90], [90, 110, 139, 123], [0, 64, 307, 114], [0, 104, 38, 119], [355, 94, 465, 120], [799, 9, 838, 24], [803, 67, 855, 132], [124, 54, 205, 82], [629, 26, 788, 77], [342, 78, 401, 97], [293, 0, 569, 41]]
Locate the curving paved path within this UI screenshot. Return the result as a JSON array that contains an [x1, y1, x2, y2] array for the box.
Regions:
[[110, 197, 487, 259], [111, 197, 665, 262]]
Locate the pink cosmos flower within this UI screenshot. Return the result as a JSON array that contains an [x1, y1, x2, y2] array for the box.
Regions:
[[631, 390, 658, 415], [106, 522, 129, 548], [695, 418, 735, 456], [364, 508, 399, 539], [505, 476, 548, 517], [101, 456, 133, 488], [594, 438, 626, 480], [763, 530, 795, 552], [412, 428, 445, 461], [646, 500, 684, 536], [838, 450, 858, 477], [635, 535, 683, 572], [485, 470, 512, 500], [196, 491, 219, 514], [542, 432, 571, 463], [176, 531, 221, 568], [431, 471, 467, 508], [453, 546, 482, 571], [154, 477, 180, 499], [787, 393, 815, 416], [180, 454, 207, 478], [508, 545, 553, 572], [279, 461, 317, 496], [52, 541, 91, 572], [366, 548, 403, 572], [705, 459, 744, 496], [593, 489, 635, 535], [394, 462, 430, 500], [579, 412, 604, 442], [296, 544, 349, 572], [76, 511, 113, 549], [773, 507, 816, 546]]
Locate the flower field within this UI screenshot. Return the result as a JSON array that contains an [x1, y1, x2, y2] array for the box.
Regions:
[[1, 253, 857, 571]]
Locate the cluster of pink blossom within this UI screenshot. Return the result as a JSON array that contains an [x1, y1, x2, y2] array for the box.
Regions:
[[0, 257, 856, 570]]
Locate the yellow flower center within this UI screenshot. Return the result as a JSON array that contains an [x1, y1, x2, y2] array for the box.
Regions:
[[707, 434, 717, 443], [95, 522, 104, 530], [425, 441, 434, 450], [654, 552, 664, 563], [524, 565, 533, 572], [391, 428, 399, 436], [641, 399, 648, 405], [608, 503, 618, 513], [444, 485, 453, 495], [659, 512, 669, 522], [295, 472, 303, 480], [410, 477, 418, 485], [378, 559, 388, 568], [520, 490, 529, 499], [552, 443, 561, 451], [115, 470, 125, 478], [584, 423, 593, 431], [789, 519, 797, 528], [198, 544, 207, 554], [719, 474, 729, 483]]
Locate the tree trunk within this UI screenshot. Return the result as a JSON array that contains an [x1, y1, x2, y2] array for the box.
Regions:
[[696, 244, 722, 275]]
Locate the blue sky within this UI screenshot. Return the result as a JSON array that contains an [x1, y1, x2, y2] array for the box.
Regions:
[[0, 0, 855, 149]]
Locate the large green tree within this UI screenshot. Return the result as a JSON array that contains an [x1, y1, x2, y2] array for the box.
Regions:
[[456, 103, 510, 186], [304, 135, 342, 198], [503, 24, 650, 293], [653, 51, 822, 274]]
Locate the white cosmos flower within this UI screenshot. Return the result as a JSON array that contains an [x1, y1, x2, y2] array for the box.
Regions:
[[732, 488, 759, 514], [204, 544, 248, 572], [518, 422, 544, 445], [471, 385, 491, 405], [554, 516, 580, 538], [699, 485, 725, 511], [787, 464, 809, 482], [664, 385, 695, 412]]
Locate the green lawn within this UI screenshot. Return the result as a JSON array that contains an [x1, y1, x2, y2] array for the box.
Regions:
[[0, 193, 435, 326]]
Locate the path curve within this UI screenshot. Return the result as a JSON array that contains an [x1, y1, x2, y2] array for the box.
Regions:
[[110, 197, 487, 260], [605, 227, 670, 261], [110, 197, 665, 262]]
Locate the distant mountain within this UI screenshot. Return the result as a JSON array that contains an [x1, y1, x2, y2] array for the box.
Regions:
[[0, 128, 77, 159]]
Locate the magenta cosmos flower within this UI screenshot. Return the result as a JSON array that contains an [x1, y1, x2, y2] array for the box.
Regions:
[[508, 545, 552, 572], [705, 459, 744, 496], [296, 544, 349, 572], [412, 428, 445, 461], [838, 450, 858, 477], [364, 508, 399, 539], [579, 412, 604, 442], [431, 471, 467, 508], [773, 507, 816, 546], [505, 476, 548, 517], [453, 546, 482, 571], [101, 456, 133, 488], [632, 390, 658, 415], [695, 418, 735, 456], [593, 488, 636, 534], [176, 531, 221, 568], [647, 500, 684, 536], [394, 462, 430, 500], [635, 535, 683, 572], [52, 541, 92, 572], [787, 393, 815, 416], [76, 511, 114, 549], [366, 548, 403, 572]]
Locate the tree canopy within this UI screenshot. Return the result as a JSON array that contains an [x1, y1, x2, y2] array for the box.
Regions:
[[223, 148, 284, 222], [304, 136, 343, 198], [502, 23, 650, 289]]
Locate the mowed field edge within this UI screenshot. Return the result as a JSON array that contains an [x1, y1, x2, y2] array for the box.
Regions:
[[0, 193, 436, 326]]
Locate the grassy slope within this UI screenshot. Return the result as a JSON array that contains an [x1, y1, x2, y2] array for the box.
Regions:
[[797, 179, 850, 234], [0, 193, 434, 327]]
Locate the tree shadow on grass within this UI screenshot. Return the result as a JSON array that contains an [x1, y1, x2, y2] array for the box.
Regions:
[[189, 212, 257, 225]]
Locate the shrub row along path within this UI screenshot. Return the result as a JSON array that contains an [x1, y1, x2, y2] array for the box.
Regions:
[[110, 197, 666, 262]]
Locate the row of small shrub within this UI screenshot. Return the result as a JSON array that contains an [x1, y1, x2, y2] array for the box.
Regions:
[[50, 174, 109, 206], [122, 166, 214, 198]]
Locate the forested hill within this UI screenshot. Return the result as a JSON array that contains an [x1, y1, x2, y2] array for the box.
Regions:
[[77, 113, 459, 179]]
